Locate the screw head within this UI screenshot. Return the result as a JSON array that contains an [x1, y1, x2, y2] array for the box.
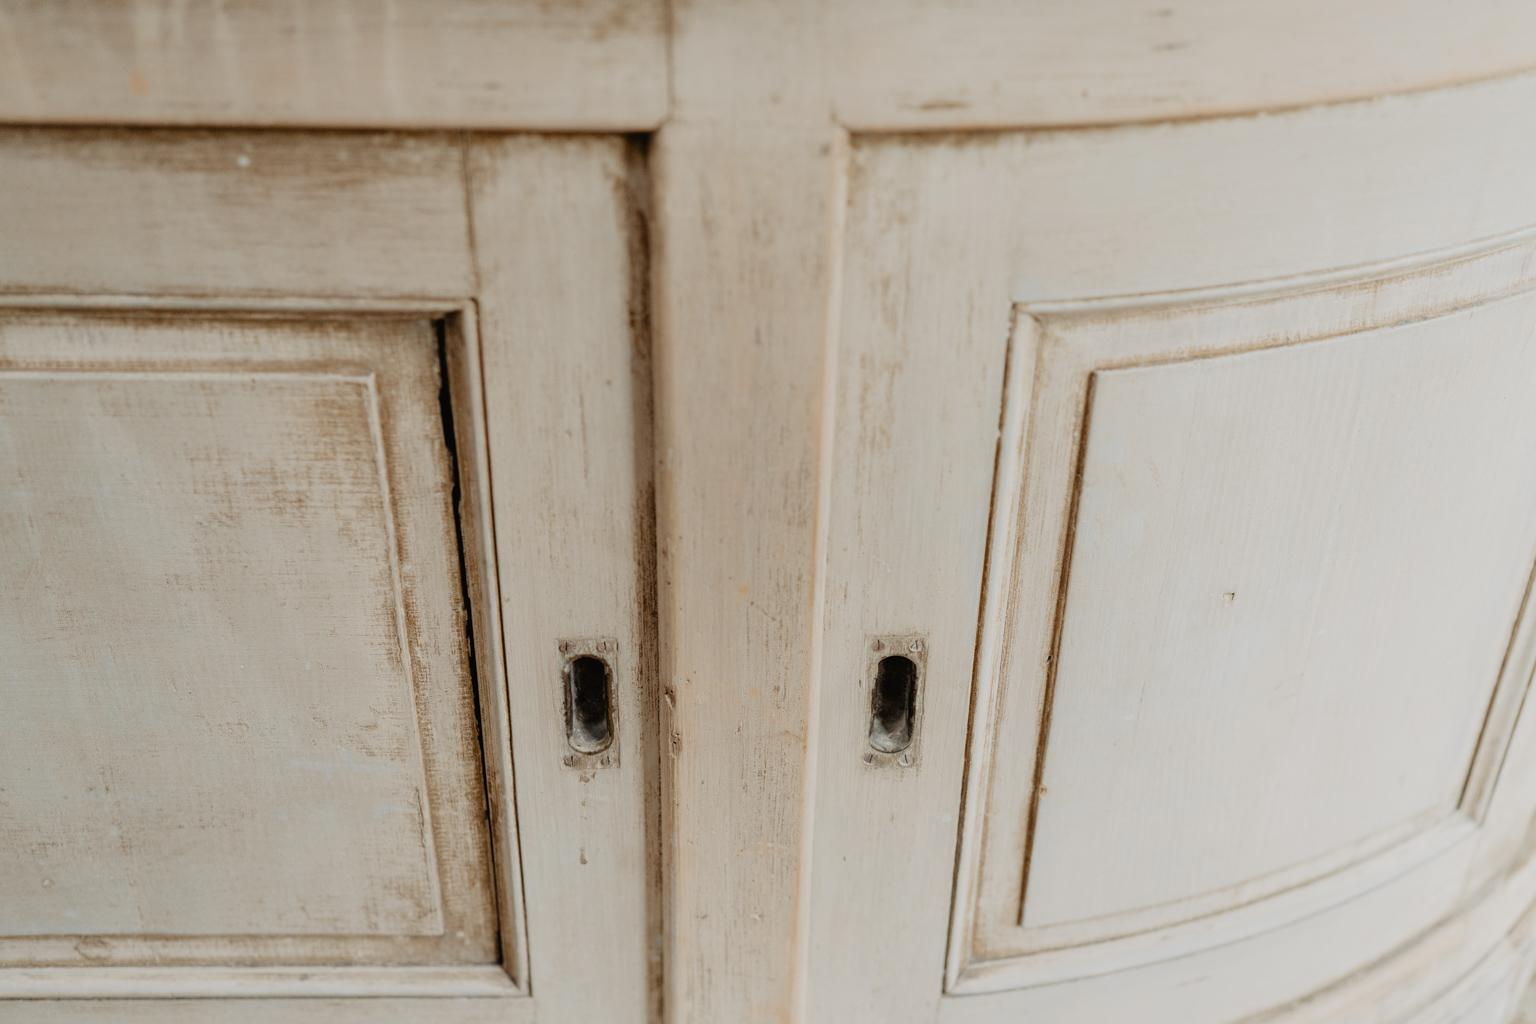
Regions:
[[558, 641, 571, 654], [562, 754, 579, 767], [862, 752, 876, 765], [909, 639, 924, 654], [898, 752, 914, 767], [870, 639, 884, 652]]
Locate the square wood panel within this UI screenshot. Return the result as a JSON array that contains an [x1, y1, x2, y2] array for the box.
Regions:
[[0, 313, 499, 968]]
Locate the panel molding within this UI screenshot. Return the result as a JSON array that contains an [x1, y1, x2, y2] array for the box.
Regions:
[[948, 232, 1536, 993], [0, 302, 527, 1000]]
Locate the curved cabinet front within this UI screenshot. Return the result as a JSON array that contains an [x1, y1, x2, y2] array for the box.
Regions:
[[804, 71, 1536, 1024]]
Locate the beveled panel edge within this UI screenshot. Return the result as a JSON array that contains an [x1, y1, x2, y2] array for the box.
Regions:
[[440, 308, 531, 993]]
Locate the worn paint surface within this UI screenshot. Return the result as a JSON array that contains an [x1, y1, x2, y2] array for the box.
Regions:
[[0, 315, 496, 968]]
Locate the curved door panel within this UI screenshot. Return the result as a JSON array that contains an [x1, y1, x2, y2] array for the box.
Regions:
[[805, 72, 1536, 1024]]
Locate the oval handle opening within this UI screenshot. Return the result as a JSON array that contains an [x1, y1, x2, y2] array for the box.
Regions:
[[566, 654, 614, 754], [869, 654, 917, 753]]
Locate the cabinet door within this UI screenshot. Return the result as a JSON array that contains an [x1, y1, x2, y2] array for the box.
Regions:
[[804, 72, 1536, 1023], [0, 131, 657, 1023]]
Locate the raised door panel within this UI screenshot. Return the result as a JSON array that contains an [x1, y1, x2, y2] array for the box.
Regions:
[[0, 315, 495, 967], [968, 282, 1536, 972]]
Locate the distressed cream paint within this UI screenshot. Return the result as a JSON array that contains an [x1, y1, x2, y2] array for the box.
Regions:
[[2, 3, 1536, 1023]]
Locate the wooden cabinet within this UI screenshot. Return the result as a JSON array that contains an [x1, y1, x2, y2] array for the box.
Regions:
[[4, 3, 1536, 1023]]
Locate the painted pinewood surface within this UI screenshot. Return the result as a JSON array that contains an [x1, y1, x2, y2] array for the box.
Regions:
[[0, 315, 497, 968], [653, 3, 847, 1021], [3, 1, 1533, 132], [0, 0, 667, 129], [4, 3, 1536, 1023]]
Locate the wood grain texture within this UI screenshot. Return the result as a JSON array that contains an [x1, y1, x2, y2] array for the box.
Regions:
[[468, 136, 660, 1023], [0, 0, 667, 130], [0, 130, 472, 298], [830, 0, 1536, 130], [653, 122, 844, 1023], [0, 314, 496, 968], [655, 3, 845, 1020]]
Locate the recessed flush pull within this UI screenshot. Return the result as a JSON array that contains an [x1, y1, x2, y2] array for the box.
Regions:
[[864, 636, 926, 768], [568, 655, 612, 753], [870, 655, 917, 752], [560, 638, 619, 768]]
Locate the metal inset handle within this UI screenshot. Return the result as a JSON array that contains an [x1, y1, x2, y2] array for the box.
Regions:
[[566, 654, 613, 754], [869, 654, 917, 753], [559, 638, 620, 768], [864, 635, 926, 768]]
